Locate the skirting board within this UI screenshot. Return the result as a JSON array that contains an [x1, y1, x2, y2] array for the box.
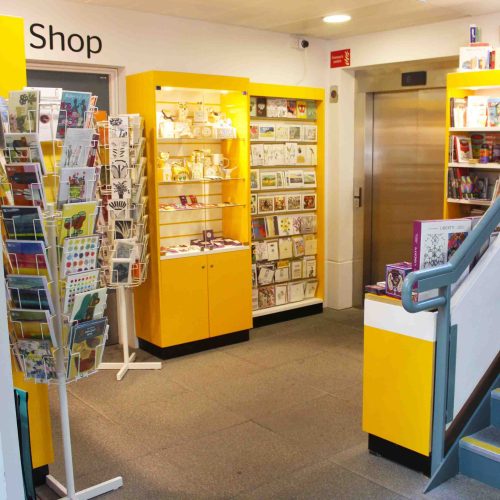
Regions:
[[139, 330, 249, 359], [368, 434, 431, 476], [252, 300, 323, 328]]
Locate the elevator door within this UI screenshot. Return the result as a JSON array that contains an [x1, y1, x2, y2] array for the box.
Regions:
[[369, 89, 445, 284]]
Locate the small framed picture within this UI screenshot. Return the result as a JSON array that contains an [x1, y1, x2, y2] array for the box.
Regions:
[[286, 194, 301, 211], [250, 169, 260, 190], [274, 195, 286, 212], [251, 194, 258, 215], [203, 229, 215, 241], [260, 171, 278, 190], [258, 195, 274, 214], [259, 125, 275, 141], [302, 194, 317, 210], [179, 195, 188, 206], [303, 170, 317, 187], [285, 170, 304, 188]]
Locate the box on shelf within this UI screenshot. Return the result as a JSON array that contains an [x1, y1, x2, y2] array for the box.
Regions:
[[385, 262, 412, 299], [459, 46, 491, 72]]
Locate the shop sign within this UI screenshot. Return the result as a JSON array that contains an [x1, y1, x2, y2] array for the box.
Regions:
[[330, 49, 351, 68], [29, 23, 102, 59]]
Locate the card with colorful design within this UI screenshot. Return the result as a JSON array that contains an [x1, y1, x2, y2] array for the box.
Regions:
[[3, 133, 46, 174], [60, 128, 95, 168], [58, 167, 97, 207], [56, 91, 92, 139], [61, 235, 99, 277], [7, 275, 54, 314], [9, 308, 55, 343], [16, 338, 57, 382], [58, 201, 98, 244], [63, 269, 100, 314], [5, 163, 46, 208], [6, 239, 51, 279], [8, 90, 39, 134], [1, 205, 46, 242], [70, 287, 107, 323]]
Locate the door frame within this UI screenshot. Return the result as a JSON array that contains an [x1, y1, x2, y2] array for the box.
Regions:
[[352, 57, 458, 306]]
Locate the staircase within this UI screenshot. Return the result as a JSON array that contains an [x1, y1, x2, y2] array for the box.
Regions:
[[459, 388, 500, 489]]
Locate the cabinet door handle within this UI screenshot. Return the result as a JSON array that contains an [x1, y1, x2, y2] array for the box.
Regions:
[[201, 265, 205, 269], [210, 264, 214, 268]]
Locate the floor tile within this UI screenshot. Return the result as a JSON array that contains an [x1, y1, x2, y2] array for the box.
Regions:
[[421, 474, 500, 500], [166, 421, 311, 497], [254, 394, 366, 460], [237, 457, 405, 499]]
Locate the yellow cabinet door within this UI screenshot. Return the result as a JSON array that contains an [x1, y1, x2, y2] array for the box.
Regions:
[[207, 250, 252, 337], [160, 256, 209, 346]]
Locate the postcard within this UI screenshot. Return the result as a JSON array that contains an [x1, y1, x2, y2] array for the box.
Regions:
[[275, 125, 289, 141], [286, 194, 301, 211], [254, 241, 269, 262], [278, 237, 293, 259], [304, 257, 317, 279], [5, 163, 46, 208], [288, 281, 305, 302], [56, 91, 92, 139], [292, 236, 305, 258], [114, 239, 138, 259], [302, 194, 317, 210], [303, 170, 317, 187], [287, 99, 297, 118], [59, 201, 98, 244], [112, 218, 134, 240], [16, 338, 57, 382], [7, 275, 54, 314], [251, 144, 264, 166], [111, 258, 132, 284], [4, 133, 46, 174], [258, 195, 274, 214], [274, 264, 290, 283], [61, 235, 99, 278], [9, 308, 56, 344], [25, 87, 62, 142], [6, 240, 51, 279], [8, 90, 39, 134], [297, 100, 307, 119], [303, 125, 317, 142], [266, 240, 279, 261], [70, 287, 107, 322], [258, 285, 275, 308], [60, 128, 95, 168], [63, 269, 100, 314], [258, 264, 275, 285], [1, 205, 46, 242], [284, 142, 298, 165], [304, 234, 317, 255], [258, 125, 275, 141], [277, 215, 293, 236], [275, 284, 288, 305], [265, 216, 279, 237], [291, 260, 303, 280], [274, 195, 286, 212], [58, 167, 96, 207], [250, 124, 259, 140], [250, 97, 257, 117], [288, 125, 302, 141], [306, 101, 317, 120], [260, 171, 278, 190], [111, 177, 132, 201], [286, 170, 304, 187], [304, 280, 318, 298]]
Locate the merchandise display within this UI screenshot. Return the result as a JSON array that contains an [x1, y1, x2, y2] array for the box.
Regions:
[[249, 87, 323, 316]]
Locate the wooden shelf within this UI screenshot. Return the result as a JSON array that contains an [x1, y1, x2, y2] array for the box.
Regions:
[[447, 198, 491, 206], [252, 298, 323, 317]]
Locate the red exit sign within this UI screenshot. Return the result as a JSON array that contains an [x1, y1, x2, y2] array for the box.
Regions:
[[330, 49, 351, 68]]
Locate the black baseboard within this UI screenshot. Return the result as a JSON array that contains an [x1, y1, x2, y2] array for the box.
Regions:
[[368, 434, 431, 476], [252, 303, 323, 328], [33, 464, 49, 487], [139, 330, 249, 359]]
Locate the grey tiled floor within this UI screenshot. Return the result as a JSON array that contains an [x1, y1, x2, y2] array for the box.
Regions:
[[41, 308, 499, 499]]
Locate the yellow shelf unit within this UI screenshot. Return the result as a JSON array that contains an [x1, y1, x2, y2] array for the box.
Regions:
[[126, 71, 252, 355], [248, 82, 324, 319], [0, 14, 54, 474], [445, 70, 500, 219]]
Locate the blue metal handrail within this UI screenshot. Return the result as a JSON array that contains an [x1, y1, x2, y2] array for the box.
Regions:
[[401, 196, 500, 475]]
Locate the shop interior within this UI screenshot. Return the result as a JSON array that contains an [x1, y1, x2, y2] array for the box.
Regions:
[[0, 1, 499, 499]]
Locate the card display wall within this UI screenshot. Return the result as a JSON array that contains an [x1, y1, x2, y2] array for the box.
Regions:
[[249, 92, 323, 314]]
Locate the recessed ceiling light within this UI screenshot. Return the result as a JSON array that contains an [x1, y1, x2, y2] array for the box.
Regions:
[[323, 14, 351, 23]]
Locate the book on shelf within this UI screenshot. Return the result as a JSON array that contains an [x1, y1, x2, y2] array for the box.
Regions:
[[450, 97, 467, 128], [487, 98, 500, 127], [454, 136, 473, 162], [459, 46, 491, 72], [467, 96, 489, 128]]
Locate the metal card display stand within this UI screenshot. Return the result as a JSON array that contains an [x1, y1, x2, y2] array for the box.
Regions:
[[43, 205, 123, 499], [99, 286, 161, 380]]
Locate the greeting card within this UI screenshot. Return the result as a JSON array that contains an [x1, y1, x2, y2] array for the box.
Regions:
[[4, 133, 46, 173], [251, 217, 267, 240], [58, 167, 96, 206], [306, 101, 317, 120], [274, 262, 290, 283], [304, 280, 318, 299], [110, 258, 132, 284], [275, 125, 289, 141], [278, 237, 293, 259], [63, 269, 100, 314], [297, 101, 307, 119], [274, 195, 286, 212], [258, 264, 275, 285], [288, 125, 302, 141], [16, 338, 56, 381], [303, 125, 317, 141], [8, 90, 39, 133], [1, 206, 46, 242], [9, 308, 56, 344], [275, 284, 288, 305], [56, 91, 92, 139], [61, 235, 99, 277], [291, 260, 303, 280], [303, 256, 317, 278], [5, 163, 46, 208], [254, 241, 269, 261], [266, 240, 279, 261], [302, 194, 317, 210], [250, 125, 259, 140], [250, 144, 264, 166], [277, 215, 293, 236], [258, 285, 275, 308], [60, 128, 95, 168], [265, 216, 279, 237], [59, 201, 98, 244], [7, 275, 54, 314], [286, 194, 301, 211], [70, 287, 107, 322], [292, 236, 305, 258], [304, 234, 317, 255], [6, 240, 51, 279], [25, 87, 62, 142], [288, 281, 305, 302]]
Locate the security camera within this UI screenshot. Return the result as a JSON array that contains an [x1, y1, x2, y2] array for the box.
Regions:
[[297, 38, 310, 50]]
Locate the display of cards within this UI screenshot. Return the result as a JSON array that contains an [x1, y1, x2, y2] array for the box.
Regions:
[[275, 284, 288, 305], [306, 101, 317, 120], [4, 133, 46, 174], [303, 171, 317, 187], [6, 239, 51, 279], [292, 236, 305, 257], [111, 258, 132, 284], [286, 194, 301, 211], [304, 234, 317, 255], [7, 275, 54, 313], [252, 217, 267, 240], [16, 338, 56, 382], [265, 216, 279, 237], [278, 237, 293, 259], [291, 260, 303, 280], [260, 171, 278, 189], [258, 285, 275, 308], [59, 201, 98, 244], [58, 167, 96, 206], [8, 90, 39, 133], [258, 195, 274, 214], [70, 287, 107, 322], [60, 128, 95, 168], [288, 125, 302, 140], [288, 281, 305, 302], [251, 194, 257, 215], [251, 144, 264, 166], [25, 87, 62, 142], [303, 256, 317, 278], [286, 170, 304, 187], [63, 269, 100, 314], [67, 318, 107, 379], [258, 264, 275, 285], [5, 163, 46, 208], [275, 263, 290, 283], [304, 280, 318, 299], [61, 235, 99, 277], [275, 125, 289, 141], [296, 101, 307, 119], [1, 206, 46, 242], [303, 125, 317, 141], [258, 125, 275, 141], [274, 195, 286, 212], [9, 308, 55, 343], [277, 215, 293, 236], [254, 241, 269, 262], [56, 91, 92, 139], [266, 240, 279, 260], [302, 194, 317, 210]]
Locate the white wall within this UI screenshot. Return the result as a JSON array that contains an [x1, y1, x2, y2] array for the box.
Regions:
[[327, 11, 500, 308]]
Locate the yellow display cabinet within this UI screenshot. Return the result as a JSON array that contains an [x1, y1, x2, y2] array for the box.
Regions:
[[445, 70, 500, 219], [0, 14, 54, 480], [363, 293, 436, 473], [248, 83, 324, 325], [126, 71, 252, 357]]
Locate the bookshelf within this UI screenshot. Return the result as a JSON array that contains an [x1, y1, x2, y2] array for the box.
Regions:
[[445, 70, 500, 217], [126, 71, 252, 357], [249, 83, 324, 322]]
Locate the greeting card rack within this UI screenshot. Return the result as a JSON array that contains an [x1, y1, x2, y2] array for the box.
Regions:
[[0, 90, 123, 499], [95, 115, 160, 380], [248, 83, 325, 326]]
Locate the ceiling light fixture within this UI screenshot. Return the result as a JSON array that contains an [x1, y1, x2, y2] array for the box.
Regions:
[[323, 14, 351, 23]]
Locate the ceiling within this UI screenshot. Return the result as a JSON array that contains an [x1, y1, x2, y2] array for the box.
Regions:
[[69, 0, 500, 39]]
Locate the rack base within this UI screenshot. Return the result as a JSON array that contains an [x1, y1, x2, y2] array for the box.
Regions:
[[46, 474, 123, 499], [100, 352, 162, 381]]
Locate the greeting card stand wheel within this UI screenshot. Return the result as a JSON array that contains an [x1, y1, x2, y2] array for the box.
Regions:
[[99, 286, 161, 380], [44, 204, 123, 499]]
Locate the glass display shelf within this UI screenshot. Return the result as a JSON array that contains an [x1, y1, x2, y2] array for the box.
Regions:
[[159, 177, 244, 185], [159, 202, 246, 212]]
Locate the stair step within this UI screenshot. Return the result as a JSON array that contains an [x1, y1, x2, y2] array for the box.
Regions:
[[460, 426, 500, 489], [492, 389, 500, 428]]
